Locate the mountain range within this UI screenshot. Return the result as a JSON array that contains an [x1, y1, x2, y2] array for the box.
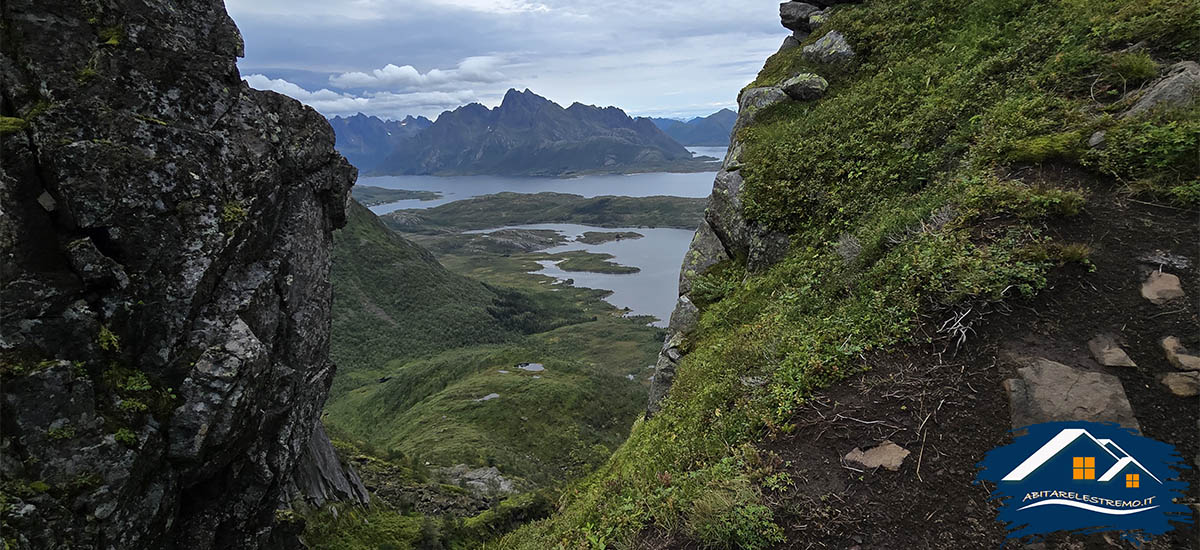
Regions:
[[328, 113, 433, 171], [336, 89, 714, 177], [647, 108, 737, 146]]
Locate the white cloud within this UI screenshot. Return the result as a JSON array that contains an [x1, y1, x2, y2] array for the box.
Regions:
[[243, 74, 479, 118], [329, 56, 506, 90]]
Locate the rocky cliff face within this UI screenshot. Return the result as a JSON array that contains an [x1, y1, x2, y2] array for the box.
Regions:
[[0, 1, 363, 548]]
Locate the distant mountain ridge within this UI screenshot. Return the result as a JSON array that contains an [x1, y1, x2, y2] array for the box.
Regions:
[[328, 113, 432, 171], [367, 89, 712, 177], [647, 108, 737, 146]]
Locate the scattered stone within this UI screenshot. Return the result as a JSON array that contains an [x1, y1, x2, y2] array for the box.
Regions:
[[517, 363, 544, 372], [1004, 357, 1139, 431], [1087, 334, 1136, 368], [1141, 271, 1185, 305], [844, 441, 911, 471], [438, 465, 517, 496], [1161, 372, 1199, 398], [474, 393, 500, 402], [1087, 130, 1106, 149], [626, 374, 635, 381], [1123, 61, 1200, 119], [781, 73, 829, 100], [1162, 336, 1200, 371], [780, 2, 820, 32], [803, 30, 855, 64], [36, 191, 56, 211], [1138, 250, 1191, 270]]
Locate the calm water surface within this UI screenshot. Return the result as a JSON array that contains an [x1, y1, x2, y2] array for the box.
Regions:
[[472, 224, 696, 326], [363, 157, 726, 324], [364, 169, 720, 215]]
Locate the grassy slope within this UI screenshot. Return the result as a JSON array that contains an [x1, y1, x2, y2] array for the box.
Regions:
[[313, 200, 665, 548], [382, 192, 707, 234], [500, 0, 1198, 547], [329, 201, 588, 394], [328, 199, 664, 481]]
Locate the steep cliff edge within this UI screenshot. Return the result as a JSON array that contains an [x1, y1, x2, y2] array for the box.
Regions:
[[1, 1, 361, 548]]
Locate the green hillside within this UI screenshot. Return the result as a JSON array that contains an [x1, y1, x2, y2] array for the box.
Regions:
[[500, 0, 1198, 547], [327, 200, 662, 482], [329, 200, 588, 393]]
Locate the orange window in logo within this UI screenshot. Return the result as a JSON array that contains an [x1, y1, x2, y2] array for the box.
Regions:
[[1073, 457, 1095, 480], [1126, 474, 1140, 488]]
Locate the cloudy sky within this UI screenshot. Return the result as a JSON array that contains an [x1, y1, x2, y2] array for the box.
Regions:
[[226, 1, 785, 121]]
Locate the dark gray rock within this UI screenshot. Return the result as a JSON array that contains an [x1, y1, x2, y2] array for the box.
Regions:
[[284, 423, 370, 509], [678, 220, 731, 296], [780, 2, 820, 32], [723, 142, 745, 172], [803, 30, 855, 64], [779, 35, 803, 54], [1124, 61, 1200, 119], [706, 170, 752, 260], [0, 0, 360, 548], [734, 86, 789, 134], [648, 329, 689, 416], [747, 226, 791, 272], [782, 73, 830, 100]]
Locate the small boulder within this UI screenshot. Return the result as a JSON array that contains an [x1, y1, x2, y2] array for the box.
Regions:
[[780, 2, 820, 32], [1004, 357, 1139, 431], [1161, 372, 1199, 398], [782, 73, 829, 100], [1141, 271, 1185, 305], [1162, 336, 1200, 371], [803, 30, 854, 64], [1087, 334, 1136, 367], [735, 87, 789, 134], [1124, 61, 1200, 119], [1087, 130, 1106, 149], [778, 35, 802, 54], [739, 86, 789, 113], [845, 441, 911, 471]]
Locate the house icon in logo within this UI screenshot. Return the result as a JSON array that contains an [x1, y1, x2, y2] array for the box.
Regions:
[[976, 421, 1192, 540], [1002, 428, 1162, 488]]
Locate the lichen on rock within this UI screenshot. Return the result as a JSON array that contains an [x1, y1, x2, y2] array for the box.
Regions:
[[0, 0, 361, 548]]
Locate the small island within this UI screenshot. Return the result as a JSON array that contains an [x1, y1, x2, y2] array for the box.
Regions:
[[544, 251, 640, 274], [351, 185, 441, 206], [576, 231, 645, 245]]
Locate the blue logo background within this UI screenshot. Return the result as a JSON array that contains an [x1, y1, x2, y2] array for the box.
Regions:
[[976, 421, 1192, 542]]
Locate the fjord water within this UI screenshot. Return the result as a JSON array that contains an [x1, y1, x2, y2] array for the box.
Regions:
[[363, 169, 721, 215], [476, 224, 698, 326], [363, 155, 725, 325]]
